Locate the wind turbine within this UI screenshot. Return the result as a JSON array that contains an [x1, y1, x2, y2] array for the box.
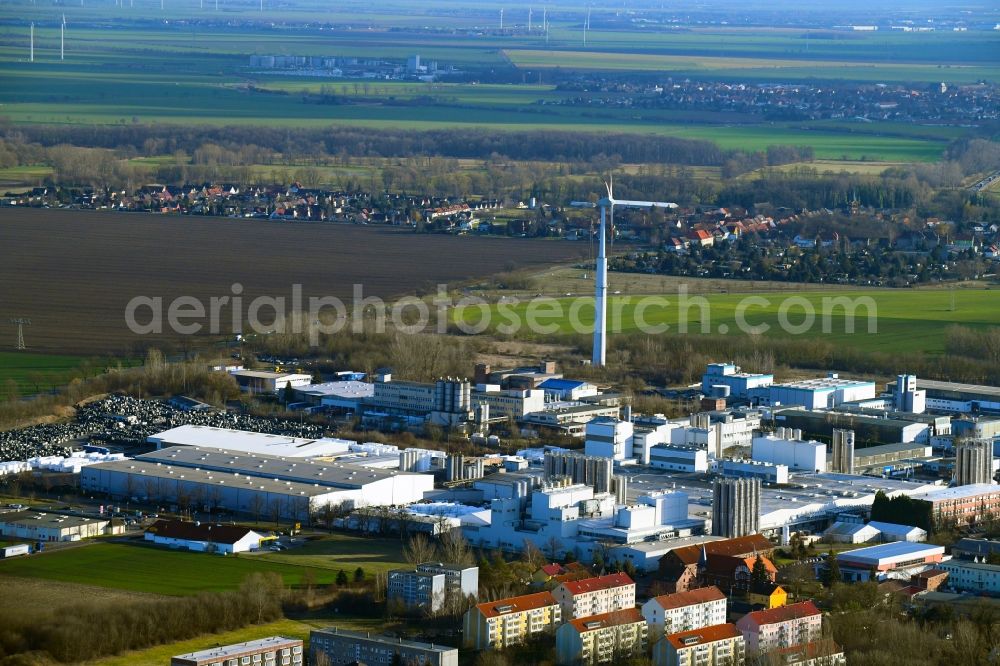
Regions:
[[29, 23, 34, 62], [575, 177, 677, 366], [61, 14, 65, 61]]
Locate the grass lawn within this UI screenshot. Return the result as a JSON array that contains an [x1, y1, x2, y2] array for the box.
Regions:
[[454, 287, 1000, 355], [0, 351, 136, 396], [0, 541, 341, 595], [257, 532, 408, 575]]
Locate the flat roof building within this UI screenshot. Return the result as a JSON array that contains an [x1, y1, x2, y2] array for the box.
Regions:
[[229, 370, 313, 394], [147, 425, 353, 458], [836, 542, 945, 581], [758, 375, 876, 410], [309, 627, 457, 666], [171, 636, 302, 666], [0, 510, 119, 542], [82, 447, 432, 519]]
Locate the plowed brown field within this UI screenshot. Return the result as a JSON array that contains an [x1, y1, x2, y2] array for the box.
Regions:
[[0, 208, 583, 354]]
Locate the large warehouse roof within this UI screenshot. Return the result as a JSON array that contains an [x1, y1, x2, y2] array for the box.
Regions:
[[146, 425, 353, 458], [836, 542, 944, 567], [85, 459, 343, 498], [135, 446, 408, 489]]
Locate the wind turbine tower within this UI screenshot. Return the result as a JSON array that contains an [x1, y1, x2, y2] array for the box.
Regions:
[[578, 178, 676, 366], [528, 7, 532, 31], [10, 318, 30, 351], [499, 8, 504, 31], [584, 7, 590, 45], [30, 23, 34, 62], [61, 15, 65, 61]]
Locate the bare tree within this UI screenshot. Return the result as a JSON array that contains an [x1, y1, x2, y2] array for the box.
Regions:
[[439, 530, 474, 567], [404, 533, 438, 565]]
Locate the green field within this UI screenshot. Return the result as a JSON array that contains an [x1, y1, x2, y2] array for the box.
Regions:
[[0, 535, 406, 595], [0, 351, 108, 395], [0, 541, 342, 595], [503, 48, 1000, 83], [0, 13, 994, 163], [255, 532, 408, 575], [454, 287, 1000, 355]]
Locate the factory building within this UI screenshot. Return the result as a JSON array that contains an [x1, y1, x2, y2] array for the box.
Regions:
[[310, 627, 457, 666], [538, 378, 599, 402], [887, 376, 1000, 415], [585, 417, 633, 460], [649, 445, 709, 473], [701, 363, 773, 399], [894, 374, 926, 413], [954, 439, 995, 486], [718, 459, 789, 485], [147, 425, 352, 458], [751, 430, 827, 473], [228, 370, 313, 394], [365, 375, 474, 426], [0, 510, 119, 542], [711, 478, 761, 538], [756, 374, 876, 409], [772, 406, 942, 445], [81, 446, 432, 518]]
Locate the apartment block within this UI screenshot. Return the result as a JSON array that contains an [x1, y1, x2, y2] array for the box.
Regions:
[[735, 600, 823, 654], [309, 628, 457, 666], [554, 572, 636, 620], [171, 637, 302, 666], [556, 607, 648, 665], [653, 623, 746, 666], [641, 586, 727, 639], [463, 591, 562, 650]]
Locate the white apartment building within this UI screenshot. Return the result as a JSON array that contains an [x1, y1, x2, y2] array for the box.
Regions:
[[553, 572, 636, 620], [642, 586, 728, 639]]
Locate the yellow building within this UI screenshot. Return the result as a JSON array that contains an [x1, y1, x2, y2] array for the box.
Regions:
[[463, 591, 562, 650], [748, 582, 787, 610], [556, 608, 648, 665]]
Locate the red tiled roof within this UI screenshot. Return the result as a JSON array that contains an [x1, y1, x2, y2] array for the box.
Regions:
[[670, 535, 773, 565], [568, 608, 644, 633], [560, 572, 634, 596], [475, 591, 558, 619], [665, 623, 741, 650], [650, 586, 726, 611], [541, 563, 563, 576], [742, 600, 820, 628], [145, 519, 258, 545]]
